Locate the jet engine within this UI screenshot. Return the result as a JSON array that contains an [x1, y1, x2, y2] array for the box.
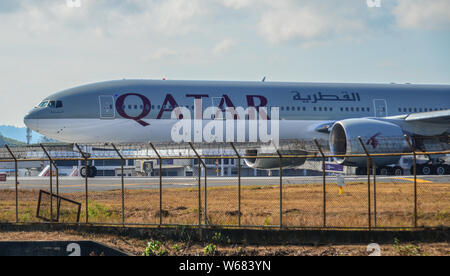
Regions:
[[244, 149, 307, 170], [329, 118, 408, 167]]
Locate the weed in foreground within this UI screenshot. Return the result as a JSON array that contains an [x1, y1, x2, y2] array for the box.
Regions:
[[143, 240, 168, 256]]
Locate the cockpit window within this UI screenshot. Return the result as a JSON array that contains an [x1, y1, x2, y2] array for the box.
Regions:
[[36, 100, 63, 109], [37, 101, 49, 108]]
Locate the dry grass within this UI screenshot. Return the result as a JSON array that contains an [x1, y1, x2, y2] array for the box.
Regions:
[[0, 180, 449, 228], [0, 230, 448, 256]]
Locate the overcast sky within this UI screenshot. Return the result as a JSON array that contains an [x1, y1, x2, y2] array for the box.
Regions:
[[1, 0, 449, 126]]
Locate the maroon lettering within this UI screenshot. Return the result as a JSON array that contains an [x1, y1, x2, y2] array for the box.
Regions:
[[217, 94, 236, 111], [116, 93, 151, 127], [186, 94, 209, 100], [246, 95, 269, 120], [246, 95, 268, 110], [157, 94, 180, 119]]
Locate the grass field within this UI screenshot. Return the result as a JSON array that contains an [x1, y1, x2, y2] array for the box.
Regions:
[[0, 180, 449, 228]]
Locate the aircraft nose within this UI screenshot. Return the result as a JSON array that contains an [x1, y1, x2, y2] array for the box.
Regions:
[[24, 109, 40, 132]]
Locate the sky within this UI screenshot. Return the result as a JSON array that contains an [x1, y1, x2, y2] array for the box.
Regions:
[[0, 0, 449, 127]]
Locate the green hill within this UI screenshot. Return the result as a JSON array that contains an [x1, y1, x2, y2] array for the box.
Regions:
[[0, 133, 26, 146]]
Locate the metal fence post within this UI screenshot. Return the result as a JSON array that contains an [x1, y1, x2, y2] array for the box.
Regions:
[[189, 143, 207, 225], [358, 137, 372, 230], [149, 142, 163, 226], [40, 144, 56, 222], [372, 160, 377, 228], [276, 150, 283, 229], [314, 139, 327, 228], [404, 135, 417, 228], [5, 145, 19, 223], [112, 144, 125, 226], [75, 144, 89, 224], [230, 143, 241, 227]]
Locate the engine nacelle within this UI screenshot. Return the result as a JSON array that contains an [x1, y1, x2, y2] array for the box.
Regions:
[[244, 149, 307, 170], [330, 118, 408, 167]]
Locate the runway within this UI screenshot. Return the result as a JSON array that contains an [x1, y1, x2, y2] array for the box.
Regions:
[[0, 175, 448, 193]]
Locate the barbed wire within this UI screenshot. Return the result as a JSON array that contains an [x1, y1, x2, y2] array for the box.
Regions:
[[0, 135, 448, 160]]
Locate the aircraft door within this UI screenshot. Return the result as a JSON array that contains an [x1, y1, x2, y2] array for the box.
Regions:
[[99, 95, 116, 119], [373, 99, 387, 117]]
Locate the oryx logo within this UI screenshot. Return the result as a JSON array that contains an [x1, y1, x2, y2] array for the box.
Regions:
[[366, 132, 381, 149], [366, 0, 381, 8], [66, 0, 81, 8], [115, 93, 152, 127]]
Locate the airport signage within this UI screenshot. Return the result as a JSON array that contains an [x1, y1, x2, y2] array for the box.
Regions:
[[324, 163, 344, 173], [0, 174, 7, 182]]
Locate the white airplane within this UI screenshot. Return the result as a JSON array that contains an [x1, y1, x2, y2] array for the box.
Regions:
[[24, 79, 450, 176]]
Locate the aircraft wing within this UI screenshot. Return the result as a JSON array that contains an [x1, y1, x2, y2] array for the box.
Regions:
[[403, 109, 450, 125]]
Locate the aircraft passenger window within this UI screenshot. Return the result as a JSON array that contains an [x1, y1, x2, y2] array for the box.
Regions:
[[403, 108, 407, 112], [281, 107, 284, 111], [340, 107, 343, 111], [350, 107, 354, 112], [286, 106, 290, 111], [361, 107, 365, 112], [414, 108, 417, 112], [303, 107, 306, 111], [419, 108, 422, 112], [291, 106, 295, 111], [424, 108, 428, 112], [345, 107, 349, 111], [367, 108, 370, 112], [313, 107, 317, 111], [398, 108, 401, 112], [297, 107, 301, 111], [356, 107, 359, 112], [324, 107, 328, 111], [330, 107, 333, 111]]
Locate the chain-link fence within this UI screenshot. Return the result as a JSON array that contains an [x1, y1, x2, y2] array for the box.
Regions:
[[0, 139, 449, 229]]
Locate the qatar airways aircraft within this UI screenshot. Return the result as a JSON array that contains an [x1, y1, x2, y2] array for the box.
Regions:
[[24, 79, 450, 176]]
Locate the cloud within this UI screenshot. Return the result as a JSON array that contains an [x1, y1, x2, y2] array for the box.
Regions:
[[212, 38, 236, 55], [394, 0, 450, 30], [0, 0, 207, 36], [146, 48, 181, 60], [256, 1, 366, 44], [0, 0, 21, 13], [221, 0, 256, 10]]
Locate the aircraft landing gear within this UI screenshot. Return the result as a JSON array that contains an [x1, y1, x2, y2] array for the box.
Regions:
[[414, 164, 450, 175], [356, 166, 404, 176], [80, 166, 97, 178], [355, 167, 367, 175], [378, 167, 391, 176], [392, 166, 404, 176]]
